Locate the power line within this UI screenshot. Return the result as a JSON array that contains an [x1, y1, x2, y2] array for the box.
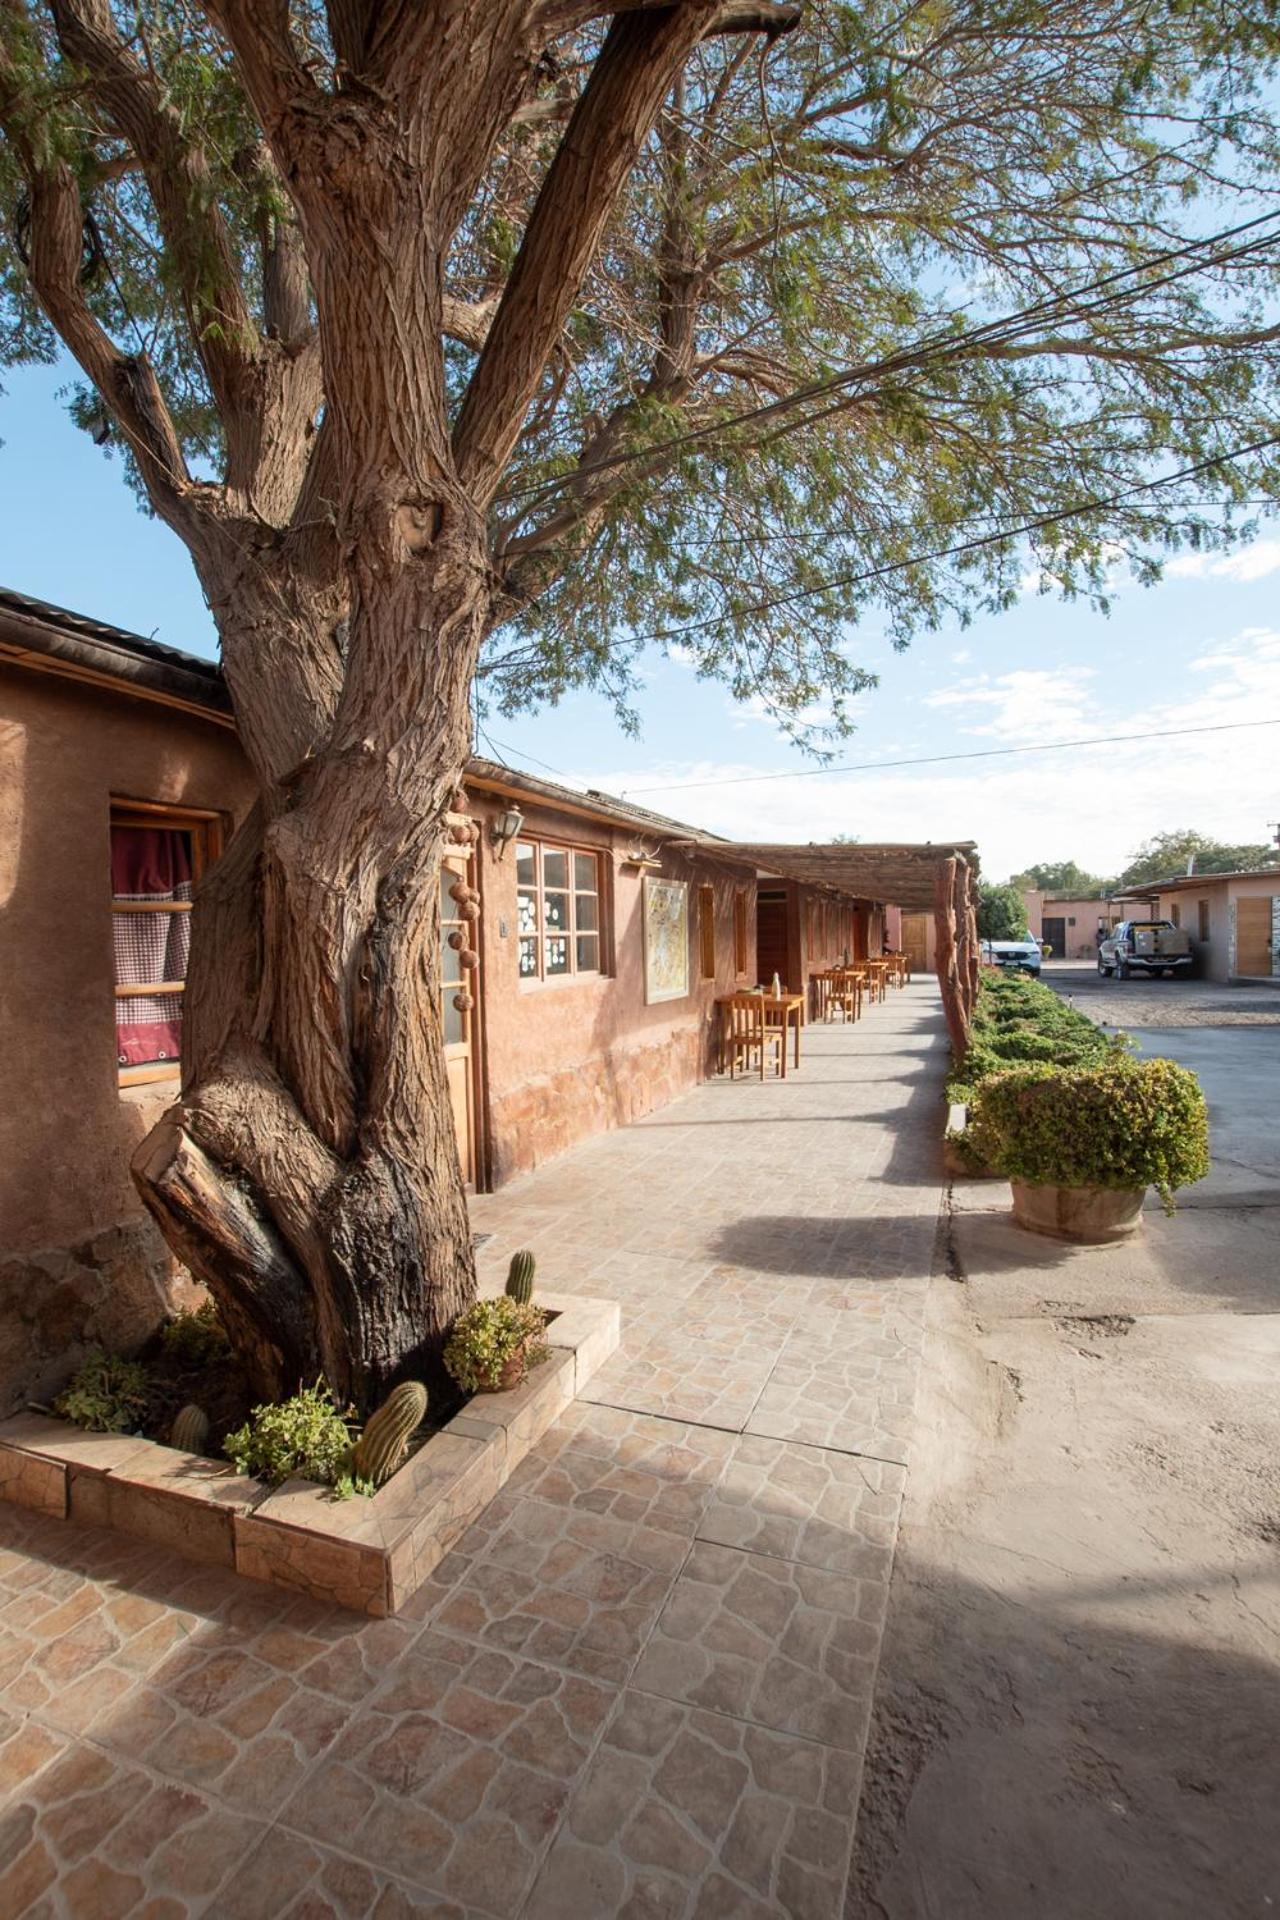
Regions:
[[619, 716, 1280, 797], [497, 208, 1280, 517], [616, 431, 1280, 650], [477, 731, 568, 777]]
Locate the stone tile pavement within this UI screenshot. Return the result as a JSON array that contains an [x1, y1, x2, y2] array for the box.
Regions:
[[0, 981, 946, 1918]]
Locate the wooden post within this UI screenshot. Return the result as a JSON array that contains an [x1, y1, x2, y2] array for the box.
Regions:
[[962, 861, 980, 1007], [934, 856, 970, 1062]]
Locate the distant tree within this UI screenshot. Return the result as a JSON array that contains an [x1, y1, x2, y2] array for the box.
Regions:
[[1118, 830, 1280, 889], [1009, 860, 1113, 897], [976, 882, 1030, 942]]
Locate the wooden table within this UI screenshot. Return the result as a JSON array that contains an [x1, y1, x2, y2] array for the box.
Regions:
[[717, 991, 804, 1075]]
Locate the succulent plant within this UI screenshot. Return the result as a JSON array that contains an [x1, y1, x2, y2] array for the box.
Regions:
[[505, 1249, 536, 1306], [352, 1381, 428, 1487], [170, 1403, 210, 1454]]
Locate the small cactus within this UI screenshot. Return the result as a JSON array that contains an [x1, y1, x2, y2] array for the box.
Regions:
[[505, 1249, 536, 1306], [352, 1381, 427, 1488], [171, 1403, 210, 1454]]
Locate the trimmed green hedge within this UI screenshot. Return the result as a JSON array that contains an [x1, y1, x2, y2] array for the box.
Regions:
[[948, 970, 1120, 1106], [966, 1056, 1210, 1210]]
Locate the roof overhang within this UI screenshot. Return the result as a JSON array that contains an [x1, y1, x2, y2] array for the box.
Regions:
[[666, 839, 978, 909]]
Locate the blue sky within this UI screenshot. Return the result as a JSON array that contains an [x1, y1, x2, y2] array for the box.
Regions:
[[4, 357, 1279, 881]]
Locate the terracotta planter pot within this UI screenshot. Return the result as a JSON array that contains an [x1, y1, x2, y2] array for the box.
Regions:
[[1010, 1179, 1146, 1243], [474, 1347, 528, 1393]]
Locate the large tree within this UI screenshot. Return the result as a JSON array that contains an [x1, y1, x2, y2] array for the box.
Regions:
[[1119, 828, 1280, 888], [1010, 860, 1113, 897], [5, 1, 1280, 1407]]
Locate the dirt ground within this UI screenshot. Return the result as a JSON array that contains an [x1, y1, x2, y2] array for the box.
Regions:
[[1041, 958, 1280, 1028], [847, 987, 1280, 1919]]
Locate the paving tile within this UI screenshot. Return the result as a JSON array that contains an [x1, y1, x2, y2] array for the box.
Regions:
[[522, 1689, 861, 1919], [430, 1489, 686, 1686], [276, 1630, 615, 1917], [743, 1329, 921, 1465], [630, 1540, 884, 1752], [578, 1336, 776, 1431], [0, 986, 946, 1919], [698, 1437, 905, 1577], [506, 1404, 734, 1537], [213, 1823, 465, 1917]]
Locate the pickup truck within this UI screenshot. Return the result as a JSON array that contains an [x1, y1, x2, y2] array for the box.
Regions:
[[1097, 919, 1193, 979]]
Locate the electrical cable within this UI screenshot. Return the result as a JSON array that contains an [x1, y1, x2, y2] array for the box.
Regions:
[[619, 715, 1280, 797]]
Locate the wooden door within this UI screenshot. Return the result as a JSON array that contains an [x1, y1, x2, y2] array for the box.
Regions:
[[901, 912, 929, 973], [1236, 897, 1275, 977], [756, 890, 789, 988], [441, 853, 478, 1186], [1042, 916, 1066, 958]]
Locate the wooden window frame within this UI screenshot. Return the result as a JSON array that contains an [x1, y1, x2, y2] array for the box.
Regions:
[[733, 889, 749, 976], [515, 838, 605, 986], [697, 885, 716, 981], [112, 798, 226, 1089]]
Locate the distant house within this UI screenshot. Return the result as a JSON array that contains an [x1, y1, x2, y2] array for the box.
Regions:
[[1023, 889, 1118, 960], [1112, 870, 1280, 983], [0, 586, 971, 1410]]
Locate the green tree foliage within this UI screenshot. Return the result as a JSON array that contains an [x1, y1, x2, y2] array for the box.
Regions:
[[1009, 860, 1114, 897], [4, 4, 1280, 745], [1117, 829, 1280, 888], [976, 881, 1030, 942]]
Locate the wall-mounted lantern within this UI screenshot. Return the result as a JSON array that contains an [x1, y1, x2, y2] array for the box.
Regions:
[[488, 805, 525, 857]]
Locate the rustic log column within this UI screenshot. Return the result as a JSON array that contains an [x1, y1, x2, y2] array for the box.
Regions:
[[935, 856, 970, 1062], [962, 860, 980, 1007]]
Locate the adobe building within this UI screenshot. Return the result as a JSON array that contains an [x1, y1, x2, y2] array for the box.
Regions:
[[0, 586, 971, 1411], [1023, 889, 1119, 959], [1113, 870, 1280, 982]]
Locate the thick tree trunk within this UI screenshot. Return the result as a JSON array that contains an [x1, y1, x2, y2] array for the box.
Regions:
[[132, 534, 489, 1412]]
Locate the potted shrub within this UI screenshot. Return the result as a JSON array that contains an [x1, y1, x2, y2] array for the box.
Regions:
[[966, 1056, 1209, 1242], [444, 1297, 548, 1393]]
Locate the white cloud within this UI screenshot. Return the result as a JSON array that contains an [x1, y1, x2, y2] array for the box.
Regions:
[[730, 692, 839, 735], [1165, 537, 1280, 584], [949, 648, 972, 665], [922, 666, 1098, 743], [579, 630, 1280, 879]]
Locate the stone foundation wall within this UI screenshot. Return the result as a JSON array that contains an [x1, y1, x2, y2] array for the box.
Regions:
[[0, 1217, 201, 1417], [488, 1025, 708, 1185]]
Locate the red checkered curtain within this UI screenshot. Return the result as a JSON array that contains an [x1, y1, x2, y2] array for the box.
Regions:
[[112, 827, 192, 1067]]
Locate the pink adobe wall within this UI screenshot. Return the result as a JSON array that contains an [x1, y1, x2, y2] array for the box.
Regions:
[[0, 665, 255, 1256], [0, 662, 255, 1410], [472, 794, 757, 1184]]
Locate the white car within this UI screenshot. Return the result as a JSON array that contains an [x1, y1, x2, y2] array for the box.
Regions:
[[981, 939, 1042, 977]]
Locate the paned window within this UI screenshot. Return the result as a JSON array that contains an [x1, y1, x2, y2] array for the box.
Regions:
[[698, 886, 716, 979], [516, 840, 602, 982], [734, 890, 748, 975], [111, 801, 224, 1086]]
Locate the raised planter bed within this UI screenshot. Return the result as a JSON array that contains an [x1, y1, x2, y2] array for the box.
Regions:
[[0, 1290, 618, 1617]]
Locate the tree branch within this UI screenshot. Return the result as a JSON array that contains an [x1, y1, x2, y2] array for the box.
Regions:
[[454, 4, 725, 503], [0, 51, 190, 516], [49, 1, 259, 427]]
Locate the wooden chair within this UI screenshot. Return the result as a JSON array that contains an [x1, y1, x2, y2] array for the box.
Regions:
[[827, 968, 862, 1023], [724, 993, 784, 1079]]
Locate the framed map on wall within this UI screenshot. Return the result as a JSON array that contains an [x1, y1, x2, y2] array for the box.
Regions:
[[643, 876, 690, 1004]]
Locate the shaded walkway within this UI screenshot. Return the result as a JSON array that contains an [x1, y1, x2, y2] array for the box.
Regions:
[[0, 982, 948, 1919]]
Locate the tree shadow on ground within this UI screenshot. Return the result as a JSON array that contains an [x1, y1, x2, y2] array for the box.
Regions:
[[846, 1552, 1280, 1920]]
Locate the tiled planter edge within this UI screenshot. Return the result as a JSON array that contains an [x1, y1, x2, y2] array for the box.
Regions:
[[0, 1290, 619, 1618]]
